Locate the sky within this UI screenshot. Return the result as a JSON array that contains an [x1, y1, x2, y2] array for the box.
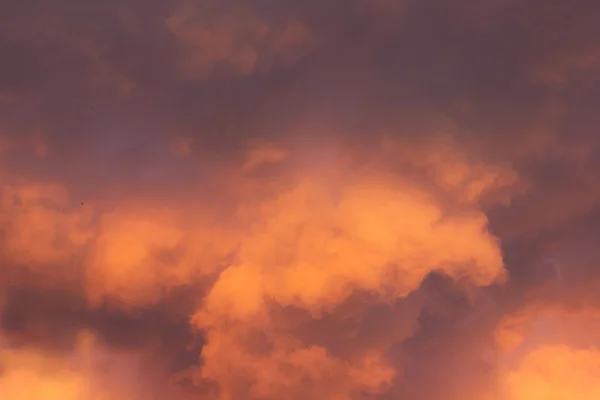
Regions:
[[1, 0, 600, 399]]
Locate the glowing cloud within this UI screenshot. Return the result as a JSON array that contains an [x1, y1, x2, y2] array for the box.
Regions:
[[494, 303, 600, 400], [189, 139, 513, 399], [505, 345, 600, 400], [0, 331, 146, 400]]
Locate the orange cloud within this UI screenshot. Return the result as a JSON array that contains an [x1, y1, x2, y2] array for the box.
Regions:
[[198, 173, 505, 323], [3, 1, 600, 399], [493, 302, 600, 400], [504, 345, 600, 400], [0, 177, 93, 269], [0, 135, 518, 399], [187, 137, 515, 399], [495, 303, 600, 354], [0, 331, 146, 400], [192, 324, 395, 400], [86, 207, 185, 307], [84, 203, 240, 308]]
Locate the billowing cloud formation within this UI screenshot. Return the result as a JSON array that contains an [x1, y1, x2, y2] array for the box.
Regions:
[[1, 137, 513, 398], [2, 0, 600, 399], [189, 139, 512, 398], [2, 136, 514, 308]]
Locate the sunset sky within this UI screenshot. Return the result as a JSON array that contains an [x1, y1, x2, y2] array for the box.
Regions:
[[1, 1, 600, 399]]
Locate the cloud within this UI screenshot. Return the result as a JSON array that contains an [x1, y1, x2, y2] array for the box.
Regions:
[[493, 301, 600, 400], [504, 345, 600, 400], [167, 0, 316, 77], [0, 177, 93, 270], [0, 331, 149, 400], [186, 137, 513, 399], [0, 131, 515, 399], [1, 0, 600, 399]]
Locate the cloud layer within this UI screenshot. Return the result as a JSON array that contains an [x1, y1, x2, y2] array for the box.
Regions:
[[2, 0, 600, 399]]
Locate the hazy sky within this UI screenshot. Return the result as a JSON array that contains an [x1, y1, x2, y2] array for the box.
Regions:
[[2, 1, 600, 399]]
